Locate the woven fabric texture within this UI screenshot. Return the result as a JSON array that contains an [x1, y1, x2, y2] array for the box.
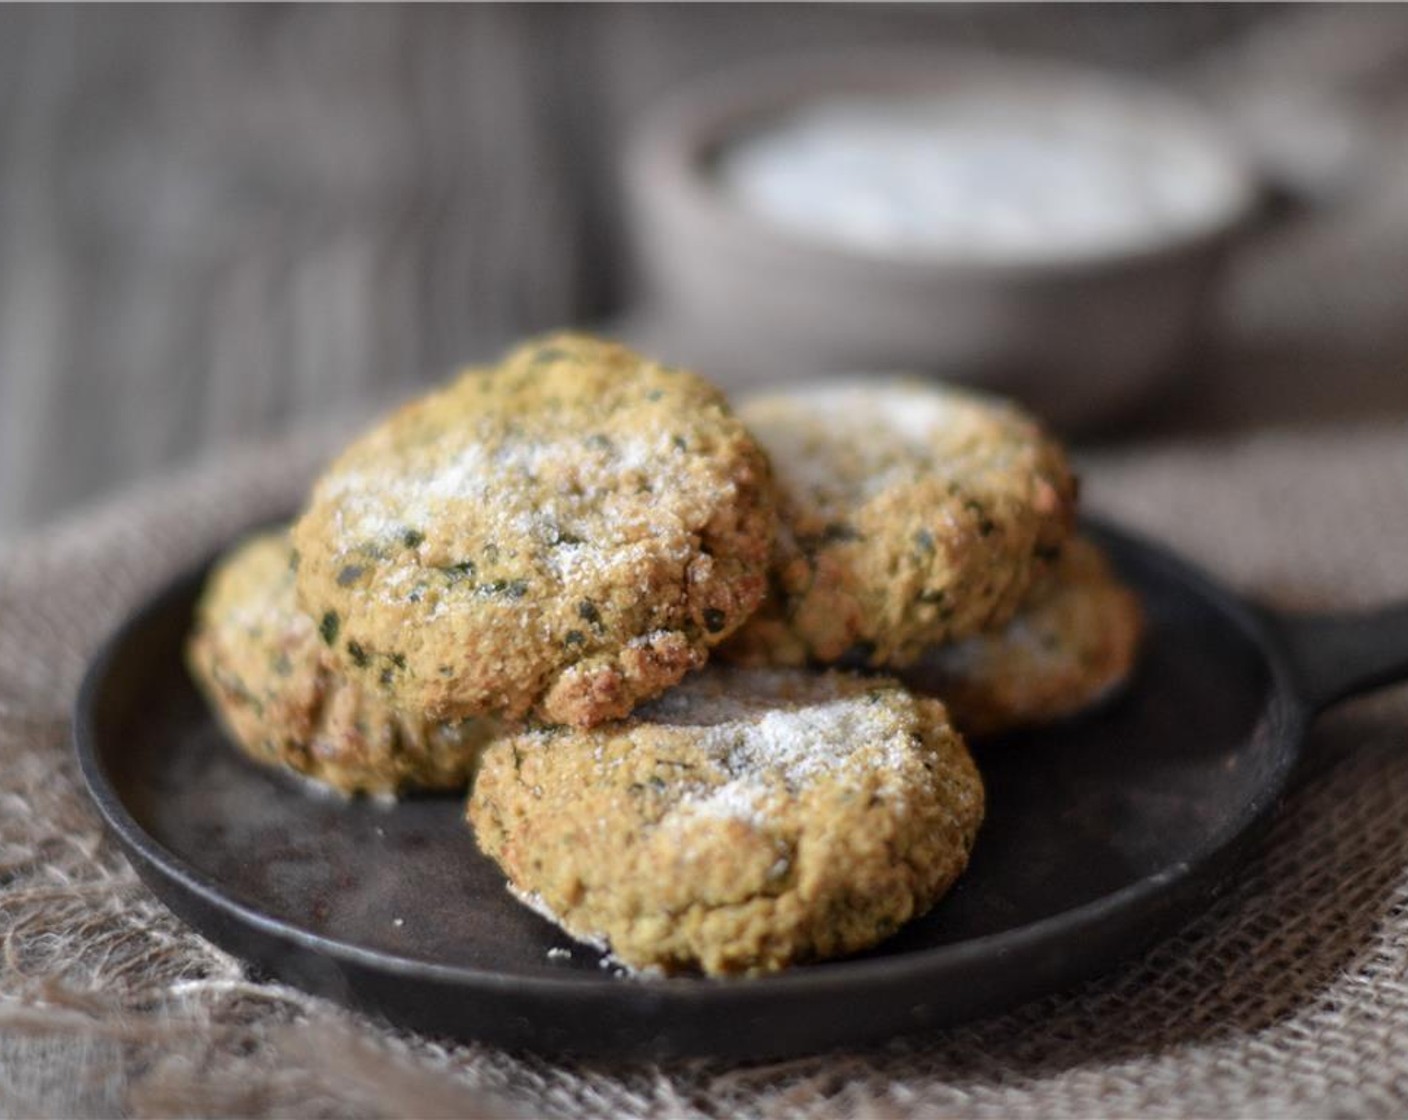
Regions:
[[1, 421, 1406, 1118]]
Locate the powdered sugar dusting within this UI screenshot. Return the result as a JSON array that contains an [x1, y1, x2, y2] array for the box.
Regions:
[[313, 395, 715, 606], [809, 383, 966, 447], [924, 611, 1047, 675], [224, 586, 304, 638], [324, 430, 665, 547], [642, 670, 920, 829], [744, 380, 992, 502], [681, 780, 772, 827]]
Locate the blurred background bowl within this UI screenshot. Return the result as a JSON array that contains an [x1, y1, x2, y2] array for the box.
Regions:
[[623, 50, 1264, 429]]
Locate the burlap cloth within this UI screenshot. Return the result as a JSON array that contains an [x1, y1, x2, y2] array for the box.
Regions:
[[2, 419, 1406, 1119]]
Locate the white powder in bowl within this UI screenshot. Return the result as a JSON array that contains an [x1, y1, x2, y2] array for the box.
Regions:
[[715, 87, 1251, 263]]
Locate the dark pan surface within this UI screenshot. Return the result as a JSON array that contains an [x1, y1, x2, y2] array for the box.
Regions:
[[76, 524, 1308, 1058]]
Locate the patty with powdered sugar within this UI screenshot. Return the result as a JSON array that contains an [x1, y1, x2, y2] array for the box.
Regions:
[[468, 667, 983, 976], [292, 335, 776, 728], [721, 380, 1077, 669]]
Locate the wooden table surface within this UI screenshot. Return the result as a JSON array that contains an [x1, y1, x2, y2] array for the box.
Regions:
[[3, 3, 1407, 541]]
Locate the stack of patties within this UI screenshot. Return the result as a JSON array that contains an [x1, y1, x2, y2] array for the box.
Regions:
[[720, 381, 1143, 737], [187, 334, 1139, 976]]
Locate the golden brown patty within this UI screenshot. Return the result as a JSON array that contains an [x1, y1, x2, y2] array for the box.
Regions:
[[187, 531, 493, 798], [720, 380, 1078, 669], [468, 667, 984, 976], [900, 536, 1143, 736], [292, 334, 776, 728]]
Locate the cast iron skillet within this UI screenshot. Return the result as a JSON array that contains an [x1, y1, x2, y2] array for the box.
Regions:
[[74, 522, 1408, 1060]]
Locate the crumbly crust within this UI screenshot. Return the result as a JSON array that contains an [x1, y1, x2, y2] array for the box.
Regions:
[[901, 536, 1144, 736], [291, 335, 776, 727], [468, 667, 984, 976], [186, 531, 493, 797]]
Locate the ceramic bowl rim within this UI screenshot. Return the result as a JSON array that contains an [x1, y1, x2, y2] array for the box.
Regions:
[[627, 47, 1263, 280]]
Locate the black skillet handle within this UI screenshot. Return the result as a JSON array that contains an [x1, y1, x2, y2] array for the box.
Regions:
[[1268, 603, 1408, 715]]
